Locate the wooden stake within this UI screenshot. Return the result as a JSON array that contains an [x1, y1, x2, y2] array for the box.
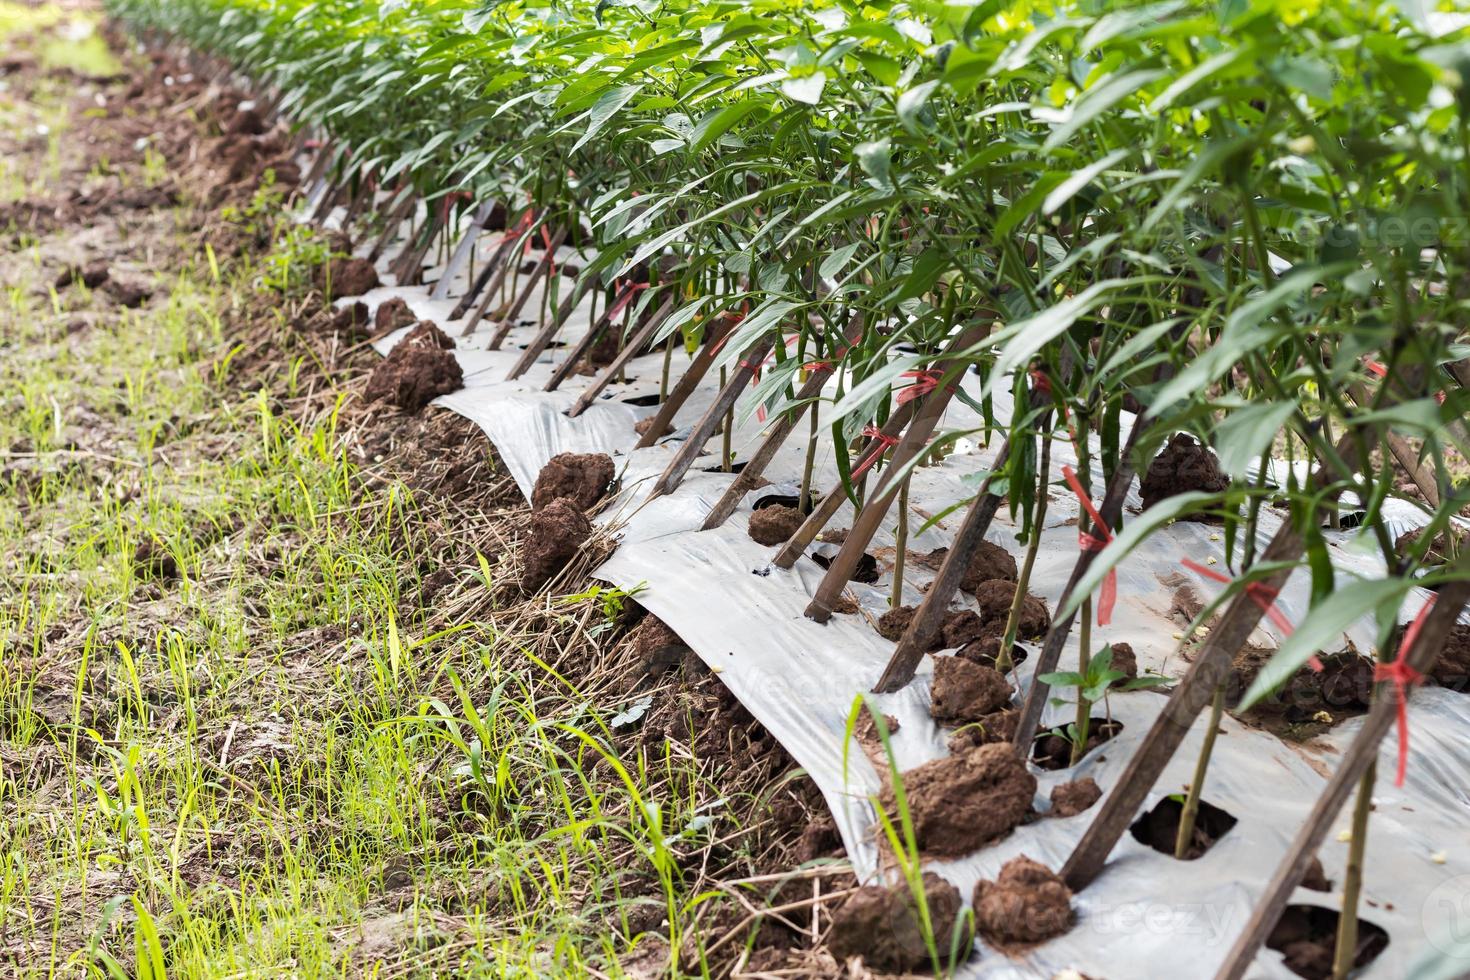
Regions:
[[458, 219, 540, 338], [803, 321, 993, 623], [486, 228, 568, 350], [366, 187, 416, 264], [772, 402, 917, 571], [1061, 521, 1306, 890], [631, 316, 738, 450], [1009, 419, 1147, 760], [430, 199, 495, 302], [1212, 579, 1470, 980], [647, 335, 777, 499], [700, 317, 866, 530], [565, 298, 675, 412], [505, 275, 605, 381]]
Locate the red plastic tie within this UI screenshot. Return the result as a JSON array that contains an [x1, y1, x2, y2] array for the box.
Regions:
[[1376, 596, 1436, 787], [1061, 465, 1116, 626], [852, 425, 902, 479], [605, 281, 648, 323], [897, 369, 951, 405], [1179, 557, 1302, 644]]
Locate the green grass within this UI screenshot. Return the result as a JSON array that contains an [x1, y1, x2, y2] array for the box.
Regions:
[[0, 29, 789, 979]]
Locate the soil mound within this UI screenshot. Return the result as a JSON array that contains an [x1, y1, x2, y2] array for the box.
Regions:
[[878, 743, 1034, 859], [531, 452, 615, 512], [520, 499, 591, 592], [374, 297, 417, 335], [958, 539, 1018, 593], [1050, 777, 1101, 817], [972, 579, 1051, 638], [973, 856, 1073, 945], [1140, 433, 1228, 517], [364, 336, 463, 413], [631, 614, 689, 677], [747, 504, 802, 545], [947, 709, 1019, 752], [317, 255, 379, 298], [827, 872, 965, 973], [930, 657, 1011, 726]]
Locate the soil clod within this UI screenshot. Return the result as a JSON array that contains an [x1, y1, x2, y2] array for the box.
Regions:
[[373, 297, 417, 336], [532, 452, 615, 512], [878, 743, 1035, 859], [520, 498, 592, 592], [972, 856, 1074, 946], [363, 329, 463, 413], [958, 539, 1018, 593], [1139, 433, 1228, 518], [929, 656, 1012, 726], [1050, 777, 1102, 817], [827, 872, 966, 974], [971, 579, 1051, 638], [747, 504, 803, 545], [317, 255, 380, 298]]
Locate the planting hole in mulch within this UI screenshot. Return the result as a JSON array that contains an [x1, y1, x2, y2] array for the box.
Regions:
[[634, 416, 673, 438], [1139, 432, 1229, 519], [957, 636, 1029, 671], [1266, 905, 1388, 980], [751, 492, 813, 514], [1429, 623, 1470, 693], [622, 393, 662, 407], [972, 856, 1074, 947], [1128, 795, 1238, 860], [878, 743, 1035, 859], [827, 872, 966, 974], [1030, 719, 1124, 771], [811, 549, 879, 584]]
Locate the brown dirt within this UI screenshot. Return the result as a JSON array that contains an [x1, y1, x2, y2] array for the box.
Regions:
[[531, 452, 615, 512], [1031, 719, 1123, 771], [1049, 777, 1102, 817], [102, 277, 152, 308], [1108, 641, 1138, 685], [1395, 523, 1467, 565], [374, 297, 417, 336], [633, 416, 673, 438], [827, 872, 965, 974], [956, 636, 1029, 671], [631, 615, 689, 678], [316, 255, 380, 299], [322, 301, 370, 339], [875, 605, 918, 642], [972, 579, 1051, 638], [54, 260, 109, 289], [1301, 857, 1332, 893], [363, 333, 464, 414], [1128, 795, 1238, 859], [946, 710, 1020, 752], [402, 320, 455, 350], [958, 539, 1018, 593], [131, 538, 178, 581], [853, 710, 900, 745], [1139, 433, 1228, 518], [879, 743, 1035, 859], [747, 504, 803, 545], [929, 657, 1012, 726], [1266, 905, 1388, 979], [940, 609, 988, 648], [519, 498, 592, 592], [1430, 623, 1470, 692], [972, 856, 1073, 946]]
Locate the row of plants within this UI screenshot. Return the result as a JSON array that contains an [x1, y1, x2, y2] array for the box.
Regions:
[[107, 0, 1470, 975]]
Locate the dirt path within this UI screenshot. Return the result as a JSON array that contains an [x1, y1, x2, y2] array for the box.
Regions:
[[0, 10, 842, 977]]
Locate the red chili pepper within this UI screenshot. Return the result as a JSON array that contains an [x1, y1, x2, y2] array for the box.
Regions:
[[1376, 596, 1436, 787], [1061, 465, 1116, 626]]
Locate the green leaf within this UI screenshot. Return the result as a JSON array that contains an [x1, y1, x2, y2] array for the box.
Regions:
[[855, 138, 893, 192], [572, 83, 643, 152], [980, 279, 1130, 397], [1238, 578, 1414, 712], [687, 99, 766, 152], [1214, 401, 1295, 480], [781, 71, 827, 104]]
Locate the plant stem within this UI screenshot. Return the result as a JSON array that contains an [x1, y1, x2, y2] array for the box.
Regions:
[[1332, 761, 1375, 980], [720, 365, 732, 472], [1072, 598, 1091, 766], [998, 432, 1053, 673], [799, 401, 818, 512], [1175, 684, 1225, 859], [892, 477, 910, 608]]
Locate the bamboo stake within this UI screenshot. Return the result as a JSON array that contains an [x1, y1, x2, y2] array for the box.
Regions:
[[631, 316, 738, 451], [458, 218, 540, 338], [565, 299, 675, 413], [803, 320, 994, 622], [1009, 417, 1147, 760], [430, 199, 495, 302], [487, 228, 568, 350], [1212, 579, 1470, 980], [647, 335, 777, 499], [772, 402, 917, 571], [1061, 521, 1306, 890]]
